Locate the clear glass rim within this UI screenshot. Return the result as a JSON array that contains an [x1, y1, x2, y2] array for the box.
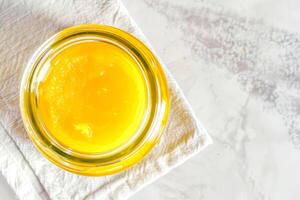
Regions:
[[20, 24, 170, 176]]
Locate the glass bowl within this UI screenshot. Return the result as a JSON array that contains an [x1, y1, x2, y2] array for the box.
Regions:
[[20, 24, 169, 176]]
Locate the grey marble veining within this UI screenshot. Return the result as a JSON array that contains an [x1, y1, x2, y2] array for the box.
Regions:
[[1, 0, 300, 199], [122, 0, 300, 199]]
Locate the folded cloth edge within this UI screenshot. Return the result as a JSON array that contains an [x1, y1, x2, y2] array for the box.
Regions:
[[0, 1, 212, 199]]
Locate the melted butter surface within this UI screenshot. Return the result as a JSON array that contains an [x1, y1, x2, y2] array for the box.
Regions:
[[37, 41, 147, 153]]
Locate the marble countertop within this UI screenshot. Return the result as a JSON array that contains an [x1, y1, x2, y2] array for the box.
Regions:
[[1, 0, 300, 199]]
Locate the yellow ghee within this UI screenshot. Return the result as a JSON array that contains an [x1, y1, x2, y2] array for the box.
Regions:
[[37, 41, 148, 154]]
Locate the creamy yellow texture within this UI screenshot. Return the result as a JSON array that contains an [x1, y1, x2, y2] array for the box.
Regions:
[[37, 41, 147, 154]]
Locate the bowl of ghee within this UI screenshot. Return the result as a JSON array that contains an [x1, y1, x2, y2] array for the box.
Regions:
[[20, 24, 169, 176]]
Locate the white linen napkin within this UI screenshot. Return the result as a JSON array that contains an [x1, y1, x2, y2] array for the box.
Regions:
[[0, 0, 211, 199]]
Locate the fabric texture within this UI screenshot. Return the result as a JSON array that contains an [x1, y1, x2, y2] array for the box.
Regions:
[[0, 0, 211, 199]]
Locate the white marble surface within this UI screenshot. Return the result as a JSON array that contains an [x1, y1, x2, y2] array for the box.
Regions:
[[2, 0, 300, 199], [124, 0, 300, 199]]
